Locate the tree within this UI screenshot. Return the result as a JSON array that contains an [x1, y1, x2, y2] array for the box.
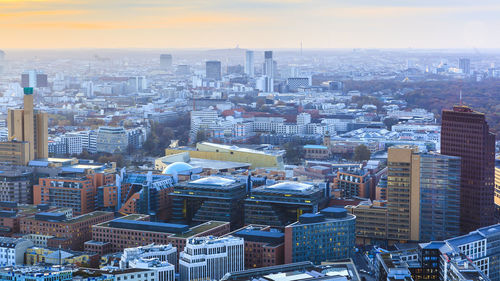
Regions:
[[283, 141, 304, 165], [353, 145, 371, 162], [195, 130, 207, 144], [383, 117, 399, 130]]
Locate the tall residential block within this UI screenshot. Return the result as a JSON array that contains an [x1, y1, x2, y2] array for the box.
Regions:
[[6, 87, 48, 161], [441, 106, 496, 233], [245, 50, 254, 77], [206, 60, 222, 80]]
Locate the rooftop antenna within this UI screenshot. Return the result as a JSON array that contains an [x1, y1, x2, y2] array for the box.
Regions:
[[300, 41, 303, 56], [460, 90, 463, 106]]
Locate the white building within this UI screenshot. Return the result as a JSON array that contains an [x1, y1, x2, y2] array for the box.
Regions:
[[179, 236, 244, 281], [129, 258, 175, 281], [120, 244, 177, 269], [96, 126, 129, 153], [0, 237, 33, 266], [63, 133, 83, 155], [296, 113, 311, 126]]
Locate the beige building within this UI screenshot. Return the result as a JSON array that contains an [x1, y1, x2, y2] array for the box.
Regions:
[[346, 145, 421, 245], [5, 87, 48, 162], [163, 142, 284, 169], [0, 141, 30, 165]]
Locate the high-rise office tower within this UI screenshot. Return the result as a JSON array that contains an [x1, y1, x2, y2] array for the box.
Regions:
[[441, 106, 496, 233], [263, 51, 274, 92], [419, 153, 461, 241], [160, 54, 173, 70], [21, 70, 47, 88], [386, 146, 421, 242], [206, 60, 222, 81], [7, 87, 48, 161], [245, 50, 254, 77], [459, 58, 471, 75]]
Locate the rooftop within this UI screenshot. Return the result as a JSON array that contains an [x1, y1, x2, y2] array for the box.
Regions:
[[189, 176, 237, 186], [263, 181, 316, 193]]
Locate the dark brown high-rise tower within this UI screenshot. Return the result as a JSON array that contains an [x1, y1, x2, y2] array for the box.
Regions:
[[441, 105, 496, 233]]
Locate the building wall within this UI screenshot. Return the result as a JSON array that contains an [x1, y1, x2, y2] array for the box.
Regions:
[[386, 146, 420, 242], [20, 211, 114, 251], [284, 215, 356, 264], [0, 141, 30, 165]]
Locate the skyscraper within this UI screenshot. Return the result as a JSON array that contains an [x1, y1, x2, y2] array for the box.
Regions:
[[263, 51, 274, 92], [419, 153, 461, 241], [160, 54, 173, 70], [459, 58, 471, 75], [7, 87, 48, 161], [386, 146, 421, 242], [441, 106, 496, 233], [245, 50, 254, 77], [206, 60, 222, 80]]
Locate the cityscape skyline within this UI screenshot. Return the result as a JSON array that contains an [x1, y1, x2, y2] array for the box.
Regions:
[[0, 0, 499, 49]]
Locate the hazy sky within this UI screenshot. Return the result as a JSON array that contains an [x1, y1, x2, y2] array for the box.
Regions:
[[1, 0, 499, 49]]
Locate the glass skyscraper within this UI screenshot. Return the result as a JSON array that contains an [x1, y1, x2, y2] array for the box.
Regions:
[[419, 153, 461, 242]]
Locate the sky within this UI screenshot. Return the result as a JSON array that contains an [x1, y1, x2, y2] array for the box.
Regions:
[[0, 0, 499, 49]]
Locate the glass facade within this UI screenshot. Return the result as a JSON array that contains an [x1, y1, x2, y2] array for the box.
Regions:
[[419, 153, 461, 242]]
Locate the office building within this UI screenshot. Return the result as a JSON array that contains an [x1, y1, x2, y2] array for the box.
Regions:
[[0, 237, 33, 266], [419, 153, 461, 241], [263, 51, 274, 92], [334, 168, 372, 198], [172, 176, 247, 229], [160, 54, 173, 70], [441, 106, 496, 233], [229, 225, 284, 269], [96, 126, 129, 153], [348, 146, 461, 245], [386, 146, 421, 242], [6, 87, 48, 161], [21, 70, 48, 88], [165, 142, 284, 169], [245, 50, 254, 77], [33, 173, 115, 215], [245, 181, 327, 227], [284, 208, 356, 264], [116, 171, 174, 221], [20, 211, 114, 250], [446, 224, 500, 281], [0, 165, 33, 204], [91, 214, 230, 254], [179, 236, 244, 281], [459, 58, 471, 75], [375, 242, 489, 281], [287, 77, 311, 92], [206, 60, 222, 80]]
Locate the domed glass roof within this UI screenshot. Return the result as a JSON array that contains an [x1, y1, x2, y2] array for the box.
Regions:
[[162, 162, 193, 175]]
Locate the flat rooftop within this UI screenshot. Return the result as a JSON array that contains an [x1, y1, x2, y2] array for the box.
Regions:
[[257, 181, 317, 194]]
